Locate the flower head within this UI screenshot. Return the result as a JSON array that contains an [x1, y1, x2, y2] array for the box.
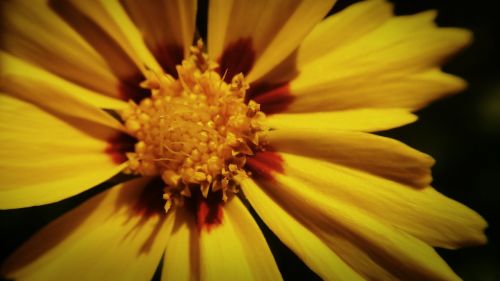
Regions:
[[120, 41, 267, 211], [0, 0, 487, 280]]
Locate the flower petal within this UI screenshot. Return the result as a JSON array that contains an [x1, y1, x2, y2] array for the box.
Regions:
[[208, 0, 335, 82], [277, 152, 487, 249], [162, 208, 200, 281], [295, 0, 393, 68], [1, 177, 174, 281], [99, 0, 163, 73], [241, 179, 364, 281], [48, 0, 154, 100], [0, 94, 126, 209], [270, 0, 471, 112], [289, 69, 467, 113], [250, 158, 463, 281], [1, 0, 121, 98], [256, 0, 393, 84], [267, 108, 417, 132], [119, 0, 197, 76], [1, 52, 126, 128], [199, 197, 282, 281], [266, 127, 434, 188]]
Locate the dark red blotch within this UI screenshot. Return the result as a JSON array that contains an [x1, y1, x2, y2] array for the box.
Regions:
[[246, 150, 284, 181], [153, 44, 184, 78], [119, 44, 183, 102], [105, 133, 135, 164], [217, 38, 255, 83], [132, 178, 166, 217], [118, 73, 151, 103], [246, 82, 294, 115], [217, 38, 295, 114], [186, 188, 224, 232]]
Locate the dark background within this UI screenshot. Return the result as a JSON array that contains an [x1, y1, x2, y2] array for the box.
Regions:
[[381, 0, 500, 280], [1, 0, 499, 280]]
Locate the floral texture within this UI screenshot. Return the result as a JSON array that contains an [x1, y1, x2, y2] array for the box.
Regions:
[[0, 0, 487, 280]]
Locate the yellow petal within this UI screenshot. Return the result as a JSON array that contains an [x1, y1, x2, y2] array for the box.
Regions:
[[162, 208, 200, 281], [208, 0, 335, 83], [49, 0, 152, 86], [257, 0, 393, 84], [99, 0, 163, 73], [285, 2, 471, 112], [1, 52, 126, 128], [1, 177, 174, 281], [255, 168, 462, 281], [267, 108, 417, 132], [199, 197, 282, 281], [0, 94, 127, 209], [1, 0, 121, 98], [278, 152, 487, 249], [289, 68, 467, 112], [297, 0, 393, 66], [120, 0, 197, 75], [266, 127, 434, 188], [241, 179, 364, 281]]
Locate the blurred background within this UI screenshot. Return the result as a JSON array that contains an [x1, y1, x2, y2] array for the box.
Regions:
[[1, 0, 499, 280]]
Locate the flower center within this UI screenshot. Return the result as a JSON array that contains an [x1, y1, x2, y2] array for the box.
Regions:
[[120, 41, 267, 212]]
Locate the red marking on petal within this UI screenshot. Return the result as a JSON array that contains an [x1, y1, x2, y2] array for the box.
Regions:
[[218, 38, 255, 83], [246, 82, 294, 114], [132, 178, 165, 217], [186, 189, 224, 232], [120, 178, 165, 253], [105, 133, 135, 164], [118, 73, 151, 103], [246, 151, 284, 181], [118, 45, 183, 102], [153, 44, 184, 78], [197, 198, 223, 232]]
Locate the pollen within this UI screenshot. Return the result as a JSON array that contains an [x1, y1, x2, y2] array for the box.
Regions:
[[119, 40, 267, 212]]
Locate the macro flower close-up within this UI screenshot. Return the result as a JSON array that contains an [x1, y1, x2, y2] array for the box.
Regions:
[[0, 0, 492, 280]]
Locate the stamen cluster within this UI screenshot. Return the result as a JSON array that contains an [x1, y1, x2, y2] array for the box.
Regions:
[[120, 42, 267, 211]]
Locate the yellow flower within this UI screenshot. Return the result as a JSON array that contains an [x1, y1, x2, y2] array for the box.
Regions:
[[0, 0, 487, 280]]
